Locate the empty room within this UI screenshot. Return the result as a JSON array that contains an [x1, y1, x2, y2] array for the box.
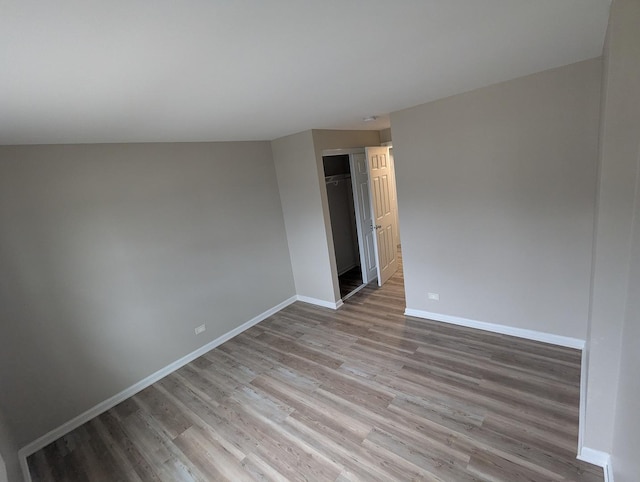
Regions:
[[1, 1, 638, 481]]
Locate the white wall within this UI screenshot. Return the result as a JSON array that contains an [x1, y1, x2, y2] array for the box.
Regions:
[[585, 0, 640, 475], [0, 142, 295, 450], [272, 130, 380, 305], [391, 58, 602, 340]]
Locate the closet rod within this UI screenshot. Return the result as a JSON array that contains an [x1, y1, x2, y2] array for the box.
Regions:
[[325, 174, 351, 184]]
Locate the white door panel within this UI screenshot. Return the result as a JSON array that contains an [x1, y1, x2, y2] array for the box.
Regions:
[[366, 146, 398, 286], [350, 152, 377, 283]]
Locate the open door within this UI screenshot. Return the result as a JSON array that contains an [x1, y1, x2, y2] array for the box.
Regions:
[[350, 152, 377, 283], [365, 146, 398, 286]]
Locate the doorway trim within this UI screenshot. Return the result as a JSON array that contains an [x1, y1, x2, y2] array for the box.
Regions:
[[322, 148, 373, 300]]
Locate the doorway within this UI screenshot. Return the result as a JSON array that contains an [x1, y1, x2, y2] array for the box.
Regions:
[[323, 146, 402, 301], [323, 153, 365, 300]]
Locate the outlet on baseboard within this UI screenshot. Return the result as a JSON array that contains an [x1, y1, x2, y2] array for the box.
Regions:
[[195, 324, 206, 335], [428, 292, 440, 301]]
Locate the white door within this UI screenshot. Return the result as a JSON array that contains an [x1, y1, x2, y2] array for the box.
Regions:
[[350, 152, 377, 283], [366, 146, 398, 286], [389, 148, 401, 247]]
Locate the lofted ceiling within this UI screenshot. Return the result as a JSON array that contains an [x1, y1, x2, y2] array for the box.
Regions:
[[0, 0, 610, 145]]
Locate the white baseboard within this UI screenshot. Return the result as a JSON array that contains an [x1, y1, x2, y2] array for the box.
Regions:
[[578, 447, 614, 481], [404, 308, 586, 349], [18, 295, 298, 482], [406, 308, 612, 479], [577, 350, 614, 482], [578, 348, 588, 455], [296, 295, 343, 310]]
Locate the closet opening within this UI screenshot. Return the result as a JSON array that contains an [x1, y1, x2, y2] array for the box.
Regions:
[[323, 154, 365, 300]]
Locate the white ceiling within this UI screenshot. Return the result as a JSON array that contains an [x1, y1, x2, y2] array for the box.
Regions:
[[0, 1, 610, 145]]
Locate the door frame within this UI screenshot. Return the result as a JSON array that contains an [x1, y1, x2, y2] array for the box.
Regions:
[[322, 148, 374, 293], [381, 141, 401, 247], [365, 146, 399, 286]]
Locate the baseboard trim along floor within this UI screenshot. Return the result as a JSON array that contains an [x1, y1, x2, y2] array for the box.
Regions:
[[403, 308, 606, 480], [578, 447, 614, 482], [296, 295, 343, 310], [404, 308, 586, 350], [18, 295, 299, 482]]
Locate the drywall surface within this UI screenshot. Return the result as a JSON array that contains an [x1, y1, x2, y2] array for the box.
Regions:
[[391, 58, 602, 339], [271, 130, 337, 303], [612, 157, 640, 479], [586, 0, 640, 466], [0, 142, 295, 448], [379, 128, 392, 144], [311, 130, 381, 163]]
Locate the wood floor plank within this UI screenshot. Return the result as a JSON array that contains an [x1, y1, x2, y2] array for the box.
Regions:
[[365, 426, 477, 482], [96, 411, 163, 482], [172, 426, 249, 482], [27, 248, 603, 481], [250, 375, 372, 443]]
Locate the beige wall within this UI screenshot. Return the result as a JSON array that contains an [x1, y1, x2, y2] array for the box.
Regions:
[[379, 128, 392, 144], [390, 58, 602, 339], [272, 130, 380, 305], [0, 142, 295, 449], [586, 0, 640, 475]]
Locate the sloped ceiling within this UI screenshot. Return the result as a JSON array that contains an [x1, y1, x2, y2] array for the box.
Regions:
[[0, 0, 610, 144]]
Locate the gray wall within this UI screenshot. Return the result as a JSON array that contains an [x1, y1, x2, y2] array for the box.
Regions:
[[390, 58, 602, 339], [325, 180, 359, 274], [271, 131, 337, 303], [586, 0, 640, 475], [0, 142, 295, 448], [0, 410, 17, 482], [612, 162, 640, 480]]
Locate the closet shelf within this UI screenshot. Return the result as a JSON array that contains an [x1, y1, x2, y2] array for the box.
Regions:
[[325, 173, 351, 185]]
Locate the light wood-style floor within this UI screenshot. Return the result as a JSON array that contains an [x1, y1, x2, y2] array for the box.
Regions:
[[28, 255, 603, 481]]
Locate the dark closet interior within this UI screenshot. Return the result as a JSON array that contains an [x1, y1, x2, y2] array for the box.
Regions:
[[323, 154, 364, 299]]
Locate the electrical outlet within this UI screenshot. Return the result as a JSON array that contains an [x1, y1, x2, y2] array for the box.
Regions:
[[427, 292, 440, 301], [195, 324, 206, 335]]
